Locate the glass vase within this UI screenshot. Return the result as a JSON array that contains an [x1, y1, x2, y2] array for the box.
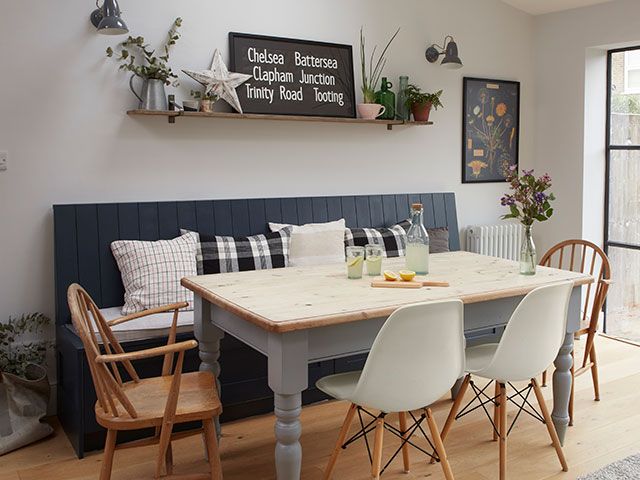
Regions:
[[520, 225, 537, 275]]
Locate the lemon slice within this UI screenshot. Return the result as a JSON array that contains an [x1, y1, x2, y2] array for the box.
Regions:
[[347, 256, 363, 267], [383, 270, 399, 281], [399, 270, 416, 281]]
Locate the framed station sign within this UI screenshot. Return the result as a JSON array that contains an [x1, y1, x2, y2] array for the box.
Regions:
[[229, 32, 356, 118]]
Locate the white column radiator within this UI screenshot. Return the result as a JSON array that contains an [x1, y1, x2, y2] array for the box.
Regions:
[[465, 223, 524, 261]]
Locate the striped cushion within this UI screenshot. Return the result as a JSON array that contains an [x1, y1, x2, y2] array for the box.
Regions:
[[110, 232, 198, 315]]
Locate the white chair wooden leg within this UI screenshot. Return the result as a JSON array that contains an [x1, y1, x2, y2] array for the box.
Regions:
[[532, 378, 568, 472], [426, 408, 455, 480], [323, 403, 357, 480], [371, 416, 385, 480]]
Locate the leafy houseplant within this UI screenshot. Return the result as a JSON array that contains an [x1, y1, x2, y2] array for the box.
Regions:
[[359, 27, 400, 104], [0, 313, 52, 378], [190, 89, 219, 113], [106, 18, 182, 110], [500, 167, 556, 275], [404, 84, 443, 122], [0, 313, 54, 455]]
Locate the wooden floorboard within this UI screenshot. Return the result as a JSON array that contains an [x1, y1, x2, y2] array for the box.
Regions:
[[4, 335, 640, 479]]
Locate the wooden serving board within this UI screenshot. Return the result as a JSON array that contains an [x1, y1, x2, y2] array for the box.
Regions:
[[370, 280, 450, 289]]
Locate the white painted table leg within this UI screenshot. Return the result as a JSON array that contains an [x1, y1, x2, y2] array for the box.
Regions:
[[274, 393, 303, 479], [552, 332, 573, 445], [268, 330, 309, 480], [194, 296, 224, 437], [552, 287, 580, 445]]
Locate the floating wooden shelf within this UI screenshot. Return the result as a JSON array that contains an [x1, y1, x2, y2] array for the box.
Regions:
[[126, 109, 433, 130]]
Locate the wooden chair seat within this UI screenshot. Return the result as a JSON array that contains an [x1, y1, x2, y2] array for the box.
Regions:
[[96, 371, 222, 430]]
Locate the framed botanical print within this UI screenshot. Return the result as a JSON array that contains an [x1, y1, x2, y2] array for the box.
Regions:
[[462, 77, 520, 183]]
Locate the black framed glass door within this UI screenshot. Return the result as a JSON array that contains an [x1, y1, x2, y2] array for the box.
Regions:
[[605, 47, 640, 342]]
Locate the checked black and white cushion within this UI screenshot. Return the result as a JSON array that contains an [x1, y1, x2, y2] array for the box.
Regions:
[[344, 222, 450, 257], [344, 221, 410, 258], [181, 228, 292, 275]]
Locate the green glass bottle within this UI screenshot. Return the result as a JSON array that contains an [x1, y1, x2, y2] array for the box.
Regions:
[[375, 77, 395, 120]]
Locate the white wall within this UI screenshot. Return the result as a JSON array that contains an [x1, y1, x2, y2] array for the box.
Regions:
[[533, 0, 640, 254], [0, 0, 535, 325]]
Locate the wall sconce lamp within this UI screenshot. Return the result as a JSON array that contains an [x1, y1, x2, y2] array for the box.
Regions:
[[90, 0, 129, 35], [425, 35, 463, 69]]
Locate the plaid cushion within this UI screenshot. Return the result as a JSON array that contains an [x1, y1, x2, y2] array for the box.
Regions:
[[181, 228, 292, 274], [344, 221, 410, 258], [111, 232, 198, 315]]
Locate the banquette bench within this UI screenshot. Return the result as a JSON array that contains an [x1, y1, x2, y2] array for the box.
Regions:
[[54, 193, 463, 458]]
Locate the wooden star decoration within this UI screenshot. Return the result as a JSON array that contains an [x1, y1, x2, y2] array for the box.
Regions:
[[182, 49, 252, 114]]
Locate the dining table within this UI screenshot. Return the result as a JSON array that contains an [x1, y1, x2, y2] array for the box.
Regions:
[[181, 250, 593, 480]]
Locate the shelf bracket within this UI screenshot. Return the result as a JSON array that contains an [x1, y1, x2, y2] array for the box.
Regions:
[[168, 94, 177, 124]]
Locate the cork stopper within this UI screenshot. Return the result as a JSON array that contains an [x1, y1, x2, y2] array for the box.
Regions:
[[412, 203, 423, 210]]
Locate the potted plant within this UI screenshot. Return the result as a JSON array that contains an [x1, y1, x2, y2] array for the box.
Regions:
[[189, 90, 219, 113], [358, 27, 400, 119], [500, 167, 555, 275], [404, 84, 443, 122], [0, 313, 53, 455], [106, 17, 182, 111]]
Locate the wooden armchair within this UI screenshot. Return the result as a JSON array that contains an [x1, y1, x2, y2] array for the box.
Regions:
[[67, 284, 223, 480], [539, 240, 612, 426]]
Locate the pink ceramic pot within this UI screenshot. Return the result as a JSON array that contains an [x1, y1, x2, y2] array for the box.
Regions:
[[357, 103, 386, 120]]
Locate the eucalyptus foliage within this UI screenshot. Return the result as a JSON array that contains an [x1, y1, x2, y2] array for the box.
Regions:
[[106, 17, 182, 85], [359, 27, 400, 103], [403, 84, 444, 110], [0, 313, 52, 378]]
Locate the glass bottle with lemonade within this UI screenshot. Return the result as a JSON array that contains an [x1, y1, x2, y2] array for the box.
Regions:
[[405, 203, 430, 274]]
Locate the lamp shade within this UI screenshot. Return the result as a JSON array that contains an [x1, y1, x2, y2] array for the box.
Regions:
[[91, 0, 128, 35], [97, 15, 129, 35], [441, 40, 463, 69]]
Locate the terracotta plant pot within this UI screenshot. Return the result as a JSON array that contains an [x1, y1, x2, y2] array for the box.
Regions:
[[411, 102, 432, 122]]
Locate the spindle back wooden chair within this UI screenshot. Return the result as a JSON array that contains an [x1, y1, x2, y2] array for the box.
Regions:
[[539, 240, 612, 425], [67, 284, 223, 480]]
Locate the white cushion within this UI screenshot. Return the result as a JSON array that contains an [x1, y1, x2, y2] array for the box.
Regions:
[[95, 307, 194, 343], [269, 219, 346, 266], [110, 232, 198, 315]]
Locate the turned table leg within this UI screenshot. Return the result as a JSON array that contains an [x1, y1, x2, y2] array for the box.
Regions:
[[268, 330, 309, 480], [552, 332, 573, 446], [194, 297, 224, 438], [552, 287, 580, 445]]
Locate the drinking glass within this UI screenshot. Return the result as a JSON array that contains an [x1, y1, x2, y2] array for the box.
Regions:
[[346, 246, 365, 279], [365, 244, 384, 276]]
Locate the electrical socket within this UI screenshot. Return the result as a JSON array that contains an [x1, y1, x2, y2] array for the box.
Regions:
[[0, 151, 7, 172]]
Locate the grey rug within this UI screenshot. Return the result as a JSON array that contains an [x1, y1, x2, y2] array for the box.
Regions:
[[578, 454, 640, 479]]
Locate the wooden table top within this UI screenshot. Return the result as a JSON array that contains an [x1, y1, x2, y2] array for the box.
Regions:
[[181, 251, 593, 333]]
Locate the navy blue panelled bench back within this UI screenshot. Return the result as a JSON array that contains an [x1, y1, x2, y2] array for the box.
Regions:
[[53, 193, 459, 457]]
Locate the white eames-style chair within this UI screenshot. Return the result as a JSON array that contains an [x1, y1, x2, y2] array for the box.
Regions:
[[439, 281, 573, 480], [316, 299, 465, 479]]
